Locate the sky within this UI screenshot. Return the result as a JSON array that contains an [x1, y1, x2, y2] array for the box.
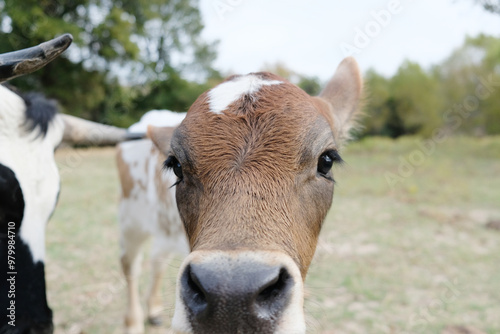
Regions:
[[198, 0, 500, 81]]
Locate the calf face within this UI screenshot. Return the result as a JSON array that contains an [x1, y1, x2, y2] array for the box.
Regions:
[[149, 57, 363, 334]]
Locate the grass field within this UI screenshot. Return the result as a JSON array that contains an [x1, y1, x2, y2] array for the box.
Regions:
[[47, 136, 500, 334]]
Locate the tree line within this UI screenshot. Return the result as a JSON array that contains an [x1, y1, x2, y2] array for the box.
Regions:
[[1, 0, 498, 137], [361, 34, 500, 138]]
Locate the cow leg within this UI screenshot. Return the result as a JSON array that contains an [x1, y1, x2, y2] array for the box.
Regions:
[[146, 236, 173, 326], [120, 231, 148, 334]]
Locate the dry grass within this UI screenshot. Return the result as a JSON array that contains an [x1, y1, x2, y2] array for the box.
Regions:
[[47, 136, 500, 334]]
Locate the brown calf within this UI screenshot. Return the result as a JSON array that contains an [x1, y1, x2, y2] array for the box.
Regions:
[[118, 57, 362, 334]]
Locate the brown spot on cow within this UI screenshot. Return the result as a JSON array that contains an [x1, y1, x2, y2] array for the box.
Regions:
[[116, 145, 133, 199]]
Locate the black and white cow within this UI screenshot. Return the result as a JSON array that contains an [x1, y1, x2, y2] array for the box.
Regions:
[[0, 35, 133, 334], [0, 84, 64, 334]]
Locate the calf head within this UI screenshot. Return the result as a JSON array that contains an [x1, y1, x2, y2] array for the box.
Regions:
[[149, 57, 363, 334]]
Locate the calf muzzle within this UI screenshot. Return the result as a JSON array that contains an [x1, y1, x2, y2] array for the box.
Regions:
[[173, 250, 306, 334]]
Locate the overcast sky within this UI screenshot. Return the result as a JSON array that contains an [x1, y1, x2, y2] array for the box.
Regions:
[[198, 0, 500, 81]]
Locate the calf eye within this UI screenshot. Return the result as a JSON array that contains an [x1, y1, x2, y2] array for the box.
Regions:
[[164, 156, 183, 181], [317, 150, 343, 177]]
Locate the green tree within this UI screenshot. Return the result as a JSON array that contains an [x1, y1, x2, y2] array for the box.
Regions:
[[0, 0, 217, 124], [362, 69, 391, 136], [389, 61, 444, 137], [362, 63, 444, 138], [383, 98, 406, 138], [297, 75, 322, 96], [437, 34, 500, 135]]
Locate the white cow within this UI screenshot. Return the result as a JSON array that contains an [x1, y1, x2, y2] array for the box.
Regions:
[[117, 110, 189, 333]]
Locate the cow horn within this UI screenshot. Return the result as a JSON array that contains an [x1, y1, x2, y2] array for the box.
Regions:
[[0, 34, 73, 83], [60, 114, 144, 146]]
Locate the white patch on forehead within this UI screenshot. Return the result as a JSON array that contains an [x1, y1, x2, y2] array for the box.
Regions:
[[208, 74, 283, 114]]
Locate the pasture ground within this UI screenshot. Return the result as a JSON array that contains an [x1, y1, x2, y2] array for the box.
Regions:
[[47, 136, 500, 334]]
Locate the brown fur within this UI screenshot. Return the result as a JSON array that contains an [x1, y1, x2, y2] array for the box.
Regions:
[[116, 146, 134, 198], [151, 59, 363, 279]]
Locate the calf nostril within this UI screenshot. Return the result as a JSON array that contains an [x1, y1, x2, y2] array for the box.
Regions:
[[255, 268, 292, 316], [180, 260, 295, 327], [182, 265, 208, 315]]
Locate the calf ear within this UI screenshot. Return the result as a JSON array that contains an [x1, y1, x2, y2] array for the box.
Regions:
[[148, 125, 176, 154], [318, 57, 363, 142]]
